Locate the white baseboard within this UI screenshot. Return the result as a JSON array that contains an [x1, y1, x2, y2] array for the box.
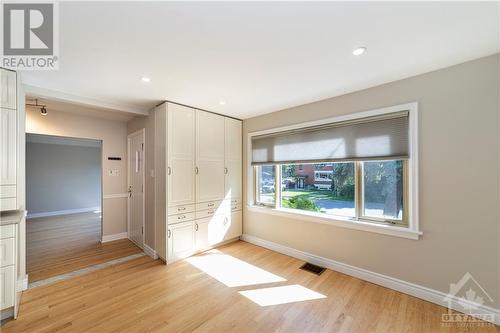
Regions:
[[16, 275, 28, 292], [143, 244, 158, 259], [101, 232, 128, 243], [241, 234, 500, 326], [27, 206, 100, 219]]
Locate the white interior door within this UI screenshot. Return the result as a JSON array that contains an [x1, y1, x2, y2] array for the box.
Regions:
[[128, 130, 144, 248]]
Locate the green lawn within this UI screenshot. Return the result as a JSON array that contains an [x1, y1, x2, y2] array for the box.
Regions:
[[282, 189, 351, 201]]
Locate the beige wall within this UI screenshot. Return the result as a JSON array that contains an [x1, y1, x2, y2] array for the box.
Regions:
[[127, 115, 155, 249], [26, 108, 128, 237], [243, 54, 500, 308]]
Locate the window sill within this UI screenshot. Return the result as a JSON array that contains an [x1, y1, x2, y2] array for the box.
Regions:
[[246, 205, 422, 240]]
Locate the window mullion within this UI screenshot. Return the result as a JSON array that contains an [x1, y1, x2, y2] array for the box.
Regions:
[[355, 161, 362, 220], [275, 164, 281, 209]]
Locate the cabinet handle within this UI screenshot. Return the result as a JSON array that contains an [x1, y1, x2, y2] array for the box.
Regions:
[[167, 230, 171, 238], [224, 217, 228, 226], [208, 210, 214, 215], [224, 167, 228, 174], [167, 167, 171, 175], [195, 223, 199, 231], [178, 207, 186, 211], [195, 166, 199, 174], [177, 215, 185, 220], [208, 203, 214, 207]]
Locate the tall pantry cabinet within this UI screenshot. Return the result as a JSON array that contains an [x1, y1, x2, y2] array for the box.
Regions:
[[0, 68, 18, 211], [153, 102, 242, 263]]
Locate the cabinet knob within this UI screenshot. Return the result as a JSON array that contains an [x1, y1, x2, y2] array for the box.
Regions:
[[167, 167, 172, 175], [195, 223, 199, 231], [224, 167, 228, 174], [195, 166, 199, 174], [167, 229, 171, 238]]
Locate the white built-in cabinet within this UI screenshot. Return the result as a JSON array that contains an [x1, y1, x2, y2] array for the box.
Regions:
[[0, 68, 17, 212], [167, 104, 196, 207], [196, 111, 225, 203], [154, 102, 242, 264]]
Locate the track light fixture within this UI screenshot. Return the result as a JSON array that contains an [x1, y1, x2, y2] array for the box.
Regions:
[[26, 99, 48, 116]]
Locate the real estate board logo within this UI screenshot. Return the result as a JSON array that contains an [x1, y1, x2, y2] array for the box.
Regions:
[[2, 1, 59, 70], [441, 272, 495, 328]]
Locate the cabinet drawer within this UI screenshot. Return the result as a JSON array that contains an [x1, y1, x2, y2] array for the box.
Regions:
[[196, 208, 225, 219], [0, 186, 16, 198], [195, 201, 221, 211], [228, 198, 241, 205], [0, 225, 15, 239], [168, 212, 195, 225], [0, 265, 15, 309], [0, 238, 14, 267], [0, 198, 16, 211], [168, 204, 195, 216]]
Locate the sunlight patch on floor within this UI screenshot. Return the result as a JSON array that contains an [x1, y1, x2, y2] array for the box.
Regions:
[[186, 250, 286, 287], [239, 284, 326, 306]]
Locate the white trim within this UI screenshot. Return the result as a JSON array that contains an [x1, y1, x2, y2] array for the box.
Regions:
[[27, 206, 100, 219], [23, 84, 148, 116], [103, 193, 128, 199], [246, 102, 420, 238], [143, 244, 158, 260], [247, 205, 421, 240], [101, 232, 128, 243], [16, 275, 28, 292], [241, 234, 500, 326]]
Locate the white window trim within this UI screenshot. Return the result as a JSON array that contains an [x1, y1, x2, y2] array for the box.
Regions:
[[247, 102, 420, 240]]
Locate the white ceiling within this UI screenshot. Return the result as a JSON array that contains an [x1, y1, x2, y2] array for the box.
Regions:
[[20, 1, 500, 119]]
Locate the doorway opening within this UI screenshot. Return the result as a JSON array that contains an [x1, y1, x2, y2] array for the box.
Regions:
[[25, 133, 104, 283]]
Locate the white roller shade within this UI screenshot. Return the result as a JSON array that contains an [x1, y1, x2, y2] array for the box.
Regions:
[[251, 111, 409, 165]]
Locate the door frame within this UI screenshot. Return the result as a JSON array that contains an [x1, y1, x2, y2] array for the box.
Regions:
[[127, 128, 145, 249]]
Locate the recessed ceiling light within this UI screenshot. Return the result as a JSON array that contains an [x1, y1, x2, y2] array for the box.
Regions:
[[219, 101, 226, 105], [352, 47, 366, 56], [141, 76, 151, 83]]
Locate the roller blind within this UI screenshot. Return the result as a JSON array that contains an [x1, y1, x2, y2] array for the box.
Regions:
[[251, 111, 409, 165]]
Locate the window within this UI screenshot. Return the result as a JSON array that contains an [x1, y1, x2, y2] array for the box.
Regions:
[[361, 160, 405, 221], [255, 165, 276, 206], [282, 162, 355, 218], [258, 160, 405, 224], [250, 103, 418, 237]]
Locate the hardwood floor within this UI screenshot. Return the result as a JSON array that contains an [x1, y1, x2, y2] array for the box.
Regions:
[[27, 212, 142, 282], [5, 240, 497, 332]]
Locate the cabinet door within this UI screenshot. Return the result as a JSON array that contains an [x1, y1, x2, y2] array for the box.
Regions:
[[224, 118, 242, 201], [196, 111, 225, 203], [195, 218, 209, 251], [224, 211, 242, 241], [168, 104, 195, 207], [167, 221, 194, 263], [0, 265, 15, 309], [0, 70, 16, 110], [0, 108, 16, 186]]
